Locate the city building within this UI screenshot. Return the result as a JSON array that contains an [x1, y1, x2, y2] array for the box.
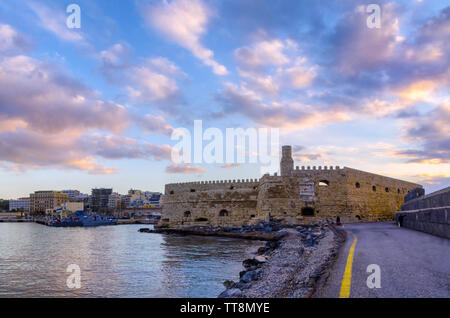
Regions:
[[9, 198, 30, 212], [108, 193, 122, 211], [59, 202, 84, 213], [30, 191, 69, 214], [62, 190, 80, 200], [128, 189, 142, 203], [90, 188, 113, 212]]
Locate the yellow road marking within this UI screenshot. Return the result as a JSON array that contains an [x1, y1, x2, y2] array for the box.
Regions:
[[339, 233, 358, 298]]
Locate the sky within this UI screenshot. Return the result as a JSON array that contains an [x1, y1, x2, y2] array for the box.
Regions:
[[0, 0, 449, 199]]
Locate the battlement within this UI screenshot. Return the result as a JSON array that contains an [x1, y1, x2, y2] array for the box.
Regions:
[[165, 178, 260, 195], [294, 165, 343, 171], [169, 178, 260, 186]]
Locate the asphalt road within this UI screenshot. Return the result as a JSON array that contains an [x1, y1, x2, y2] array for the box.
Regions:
[[314, 222, 450, 298]]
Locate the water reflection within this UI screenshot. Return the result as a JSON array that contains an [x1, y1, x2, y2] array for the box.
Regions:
[[0, 223, 262, 297]]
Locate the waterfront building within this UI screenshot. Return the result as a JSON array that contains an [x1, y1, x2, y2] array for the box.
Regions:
[[90, 188, 113, 212], [128, 189, 143, 203], [62, 190, 80, 200], [108, 193, 122, 211], [120, 194, 131, 208], [60, 202, 84, 213], [9, 198, 30, 212], [30, 191, 69, 214]]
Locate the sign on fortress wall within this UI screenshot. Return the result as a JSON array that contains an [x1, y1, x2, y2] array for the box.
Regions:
[[299, 178, 314, 202]]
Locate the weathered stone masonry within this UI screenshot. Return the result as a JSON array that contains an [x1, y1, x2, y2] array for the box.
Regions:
[[157, 146, 421, 229], [396, 186, 450, 239]]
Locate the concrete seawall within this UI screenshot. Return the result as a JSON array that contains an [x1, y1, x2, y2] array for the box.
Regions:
[[396, 207, 450, 239]]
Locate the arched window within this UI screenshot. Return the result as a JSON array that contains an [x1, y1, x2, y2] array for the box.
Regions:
[[385, 187, 389, 193], [169, 190, 174, 195], [397, 189, 401, 194], [301, 207, 315, 216], [184, 211, 191, 217], [219, 209, 229, 217], [372, 186, 377, 192], [355, 215, 361, 220], [355, 182, 361, 188], [318, 180, 329, 187]]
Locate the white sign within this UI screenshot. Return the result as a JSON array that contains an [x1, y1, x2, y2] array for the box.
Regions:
[[300, 179, 314, 202]]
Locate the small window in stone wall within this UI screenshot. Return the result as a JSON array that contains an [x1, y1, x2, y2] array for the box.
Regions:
[[219, 209, 229, 217], [230, 186, 235, 190], [397, 188, 401, 194], [355, 215, 361, 220], [190, 189, 196, 192], [318, 180, 329, 187], [301, 207, 314, 216], [169, 191, 174, 195], [372, 186, 376, 192], [195, 217, 208, 222], [184, 211, 191, 217], [355, 182, 361, 188], [385, 187, 389, 193], [250, 214, 255, 218]]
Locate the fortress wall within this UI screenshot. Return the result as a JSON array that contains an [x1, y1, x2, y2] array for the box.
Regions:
[[396, 187, 450, 239], [344, 168, 421, 221], [402, 186, 450, 211], [159, 182, 259, 228], [157, 146, 424, 229], [165, 179, 260, 193], [256, 169, 348, 224]]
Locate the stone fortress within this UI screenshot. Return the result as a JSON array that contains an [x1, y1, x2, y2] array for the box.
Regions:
[[157, 146, 422, 229]]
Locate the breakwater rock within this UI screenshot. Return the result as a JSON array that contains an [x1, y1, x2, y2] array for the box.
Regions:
[[139, 221, 287, 241], [218, 224, 344, 298]]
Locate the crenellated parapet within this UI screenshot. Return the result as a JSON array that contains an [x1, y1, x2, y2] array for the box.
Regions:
[[165, 178, 260, 195]]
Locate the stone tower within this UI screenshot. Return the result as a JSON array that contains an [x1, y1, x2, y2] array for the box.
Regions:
[[280, 145, 294, 177]]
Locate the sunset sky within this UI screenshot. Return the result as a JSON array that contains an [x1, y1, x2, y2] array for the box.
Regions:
[[0, 0, 449, 198]]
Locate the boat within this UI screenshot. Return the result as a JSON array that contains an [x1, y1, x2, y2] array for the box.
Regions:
[[43, 211, 117, 227], [81, 213, 117, 227]]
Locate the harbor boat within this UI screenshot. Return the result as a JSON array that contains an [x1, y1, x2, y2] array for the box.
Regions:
[[42, 211, 117, 227], [81, 213, 117, 227]]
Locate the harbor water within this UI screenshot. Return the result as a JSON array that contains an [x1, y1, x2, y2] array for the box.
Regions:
[[0, 223, 263, 297]]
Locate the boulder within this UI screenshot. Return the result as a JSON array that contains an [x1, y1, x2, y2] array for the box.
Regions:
[[218, 288, 242, 298], [223, 280, 236, 289], [243, 258, 260, 269], [254, 255, 267, 263], [241, 270, 262, 283]]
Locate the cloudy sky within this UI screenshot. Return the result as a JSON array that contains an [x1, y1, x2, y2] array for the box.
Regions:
[[0, 0, 449, 198]]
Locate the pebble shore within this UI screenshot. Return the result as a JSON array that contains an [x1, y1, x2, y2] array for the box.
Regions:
[[218, 224, 344, 298]]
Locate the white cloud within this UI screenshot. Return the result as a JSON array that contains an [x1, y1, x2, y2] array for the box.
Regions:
[[144, 0, 227, 75], [234, 39, 290, 69]]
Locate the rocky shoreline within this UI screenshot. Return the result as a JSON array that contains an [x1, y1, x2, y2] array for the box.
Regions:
[[139, 221, 287, 241], [218, 224, 344, 298]]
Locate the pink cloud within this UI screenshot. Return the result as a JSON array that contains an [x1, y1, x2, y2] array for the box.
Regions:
[[144, 0, 227, 75], [165, 163, 206, 174]]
